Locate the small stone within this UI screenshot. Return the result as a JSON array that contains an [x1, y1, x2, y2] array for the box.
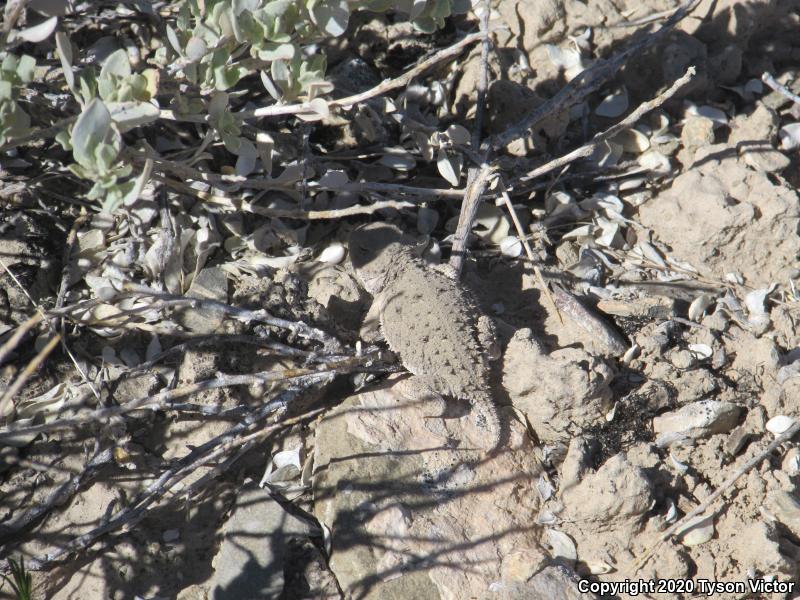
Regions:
[[670, 349, 696, 369], [678, 515, 714, 546], [782, 447, 800, 475], [766, 490, 800, 538], [708, 44, 742, 84], [741, 146, 791, 173], [653, 400, 741, 447], [162, 529, 180, 543], [501, 547, 549, 582], [766, 415, 795, 435], [562, 453, 653, 528], [725, 425, 754, 455], [176, 266, 228, 334], [681, 116, 715, 150]]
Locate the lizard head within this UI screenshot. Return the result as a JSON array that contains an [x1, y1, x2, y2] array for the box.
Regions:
[[348, 223, 406, 295]]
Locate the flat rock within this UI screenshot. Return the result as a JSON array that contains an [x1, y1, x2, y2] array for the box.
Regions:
[[210, 485, 316, 599], [313, 382, 544, 599], [177, 266, 228, 334], [653, 400, 741, 447]]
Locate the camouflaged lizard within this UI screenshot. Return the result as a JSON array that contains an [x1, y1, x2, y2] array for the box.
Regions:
[[349, 223, 502, 451]]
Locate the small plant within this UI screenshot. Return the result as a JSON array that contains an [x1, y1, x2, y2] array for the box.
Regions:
[[59, 98, 149, 212], [162, 0, 468, 98], [0, 556, 33, 600], [0, 53, 35, 145]]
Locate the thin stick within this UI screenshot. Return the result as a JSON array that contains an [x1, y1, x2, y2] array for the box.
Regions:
[[761, 72, 800, 106], [0, 354, 380, 440], [3, 31, 491, 153], [132, 150, 469, 199], [155, 175, 416, 219], [488, 0, 698, 152], [0, 444, 113, 541], [496, 178, 562, 324], [120, 283, 341, 349], [237, 31, 491, 120], [471, 0, 492, 151], [447, 0, 494, 279], [54, 212, 90, 317], [449, 163, 494, 275], [520, 66, 696, 183], [0, 257, 101, 403], [0, 311, 43, 367], [632, 420, 800, 572], [0, 334, 61, 417], [21, 389, 297, 570]]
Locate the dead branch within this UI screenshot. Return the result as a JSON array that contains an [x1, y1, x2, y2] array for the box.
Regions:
[[0, 444, 114, 541], [0, 352, 383, 440], [633, 420, 800, 572], [47, 284, 342, 351], [0, 311, 43, 367], [240, 30, 493, 119], [518, 66, 696, 183], [20, 386, 302, 571], [449, 164, 494, 275], [448, 0, 494, 278], [487, 0, 699, 152], [761, 71, 800, 106], [156, 175, 417, 219], [0, 335, 61, 416]]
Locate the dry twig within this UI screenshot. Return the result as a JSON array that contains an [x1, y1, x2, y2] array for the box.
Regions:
[[239, 30, 493, 119], [449, 164, 495, 275], [0, 353, 382, 440], [448, 0, 494, 277], [761, 71, 800, 106], [20, 387, 301, 571], [487, 0, 698, 152], [633, 420, 800, 572], [0, 444, 114, 541], [519, 66, 696, 183], [496, 178, 562, 324]]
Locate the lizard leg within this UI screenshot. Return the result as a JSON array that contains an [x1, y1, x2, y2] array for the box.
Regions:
[[395, 375, 452, 442], [398, 376, 501, 452]]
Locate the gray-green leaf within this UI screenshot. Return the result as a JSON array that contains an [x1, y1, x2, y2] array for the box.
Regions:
[[71, 98, 112, 167]]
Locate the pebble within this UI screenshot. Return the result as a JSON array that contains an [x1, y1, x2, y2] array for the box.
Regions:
[[654, 400, 741, 447]]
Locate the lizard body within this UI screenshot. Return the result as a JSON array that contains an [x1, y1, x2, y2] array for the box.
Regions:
[[349, 223, 501, 451]]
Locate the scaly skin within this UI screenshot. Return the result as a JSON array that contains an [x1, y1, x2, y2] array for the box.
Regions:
[[349, 223, 501, 451]]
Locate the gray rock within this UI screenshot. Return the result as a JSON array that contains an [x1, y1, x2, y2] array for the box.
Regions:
[[177, 266, 228, 334], [210, 485, 316, 599], [489, 565, 596, 599], [313, 386, 543, 599], [654, 400, 741, 447]]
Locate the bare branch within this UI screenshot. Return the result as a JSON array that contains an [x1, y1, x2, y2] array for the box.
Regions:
[[519, 66, 696, 183], [761, 71, 800, 106], [633, 420, 800, 572], [487, 0, 699, 152], [0, 353, 383, 440]]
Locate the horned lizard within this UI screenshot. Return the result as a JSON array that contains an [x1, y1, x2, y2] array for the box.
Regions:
[[349, 223, 502, 451]]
